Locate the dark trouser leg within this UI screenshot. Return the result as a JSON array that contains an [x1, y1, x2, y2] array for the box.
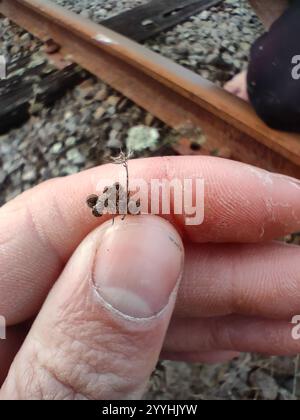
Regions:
[[247, 1, 300, 132]]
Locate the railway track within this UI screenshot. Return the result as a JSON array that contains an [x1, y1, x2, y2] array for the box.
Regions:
[[1, 0, 300, 178]]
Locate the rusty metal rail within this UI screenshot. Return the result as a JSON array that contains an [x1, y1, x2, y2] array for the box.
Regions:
[[1, 0, 300, 177]]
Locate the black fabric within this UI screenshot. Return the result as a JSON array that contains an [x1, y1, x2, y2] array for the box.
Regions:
[[247, 1, 300, 132]]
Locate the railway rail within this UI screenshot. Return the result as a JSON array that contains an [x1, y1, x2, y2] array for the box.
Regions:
[[1, 0, 300, 178]]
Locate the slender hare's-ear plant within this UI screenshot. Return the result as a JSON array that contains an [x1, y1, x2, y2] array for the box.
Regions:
[[86, 151, 140, 224]]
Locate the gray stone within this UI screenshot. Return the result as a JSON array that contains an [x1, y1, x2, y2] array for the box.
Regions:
[[66, 148, 85, 165], [65, 136, 77, 147], [22, 167, 36, 182], [0, 170, 7, 184], [50, 142, 63, 154]]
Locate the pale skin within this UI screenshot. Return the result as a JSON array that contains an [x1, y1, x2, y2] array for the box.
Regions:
[[0, 156, 300, 399], [224, 0, 290, 100]]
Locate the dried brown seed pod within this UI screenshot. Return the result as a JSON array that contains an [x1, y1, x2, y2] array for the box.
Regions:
[[86, 194, 98, 208], [86, 152, 140, 222], [92, 206, 102, 217]]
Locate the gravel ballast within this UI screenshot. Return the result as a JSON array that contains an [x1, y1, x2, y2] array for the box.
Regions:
[[53, 0, 264, 83]]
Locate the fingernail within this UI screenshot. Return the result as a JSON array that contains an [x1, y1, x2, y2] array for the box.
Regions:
[[93, 216, 184, 319]]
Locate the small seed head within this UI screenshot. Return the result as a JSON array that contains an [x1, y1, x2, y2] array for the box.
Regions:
[[92, 206, 102, 217], [86, 194, 98, 208]]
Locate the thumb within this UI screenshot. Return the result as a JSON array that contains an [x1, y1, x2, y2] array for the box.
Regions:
[[0, 216, 184, 400]]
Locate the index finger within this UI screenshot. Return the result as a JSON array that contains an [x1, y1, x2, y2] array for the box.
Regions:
[[0, 156, 299, 324]]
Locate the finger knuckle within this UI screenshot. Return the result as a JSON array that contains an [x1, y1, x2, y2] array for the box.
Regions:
[[8, 321, 140, 400]]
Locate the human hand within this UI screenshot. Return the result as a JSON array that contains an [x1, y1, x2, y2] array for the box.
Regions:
[[0, 156, 299, 399]]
